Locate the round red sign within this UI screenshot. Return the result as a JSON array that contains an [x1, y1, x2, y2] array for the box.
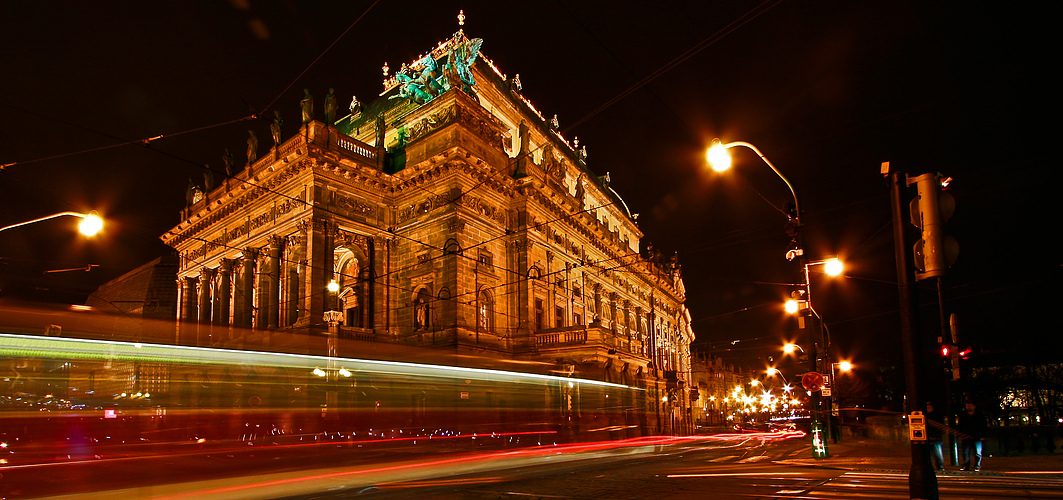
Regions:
[[802, 371, 824, 392]]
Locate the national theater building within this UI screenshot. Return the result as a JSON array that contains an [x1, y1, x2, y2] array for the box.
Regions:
[[161, 30, 696, 433]]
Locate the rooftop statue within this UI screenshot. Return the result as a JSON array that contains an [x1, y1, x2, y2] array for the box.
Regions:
[[443, 34, 483, 93], [550, 114, 559, 131], [349, 95, 362, 116], [247, 130, 258, 164], [186, 178, 204, 206], [222, 148, 234, 176], [270, 110, 283, 146], [300, 89, 314, 124], [203, 167, 215, 191], [391, 54, 444, 105], [324, 88, 338, 125]]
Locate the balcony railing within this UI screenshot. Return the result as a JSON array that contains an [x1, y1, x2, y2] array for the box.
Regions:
[[533, 326, 645, 357], [535, 327, 587, 346]]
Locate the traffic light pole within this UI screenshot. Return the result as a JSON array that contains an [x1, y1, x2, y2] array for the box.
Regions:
[[888, 165, 939, 500], [938, 277, 959, 466]]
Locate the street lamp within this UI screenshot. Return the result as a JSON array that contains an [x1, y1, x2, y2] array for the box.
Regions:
[[709, 138, 835, 457], [766, 367, 794, 397], [706, 139, 801, 228], [0, 211, 104, 237], [822, 257, 844, 277]]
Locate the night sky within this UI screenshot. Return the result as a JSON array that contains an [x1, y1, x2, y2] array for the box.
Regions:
[[1, 1, 1056, 374]]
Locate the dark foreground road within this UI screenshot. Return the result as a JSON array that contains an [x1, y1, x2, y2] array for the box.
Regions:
[[285, 435, 1063, 500], [19, 433, 1063, 499]]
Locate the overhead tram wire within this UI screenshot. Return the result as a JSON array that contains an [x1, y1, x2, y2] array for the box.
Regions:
[[424, 0, 789, 219], [257, 0, 381, 117], [563, 0, 787, 133], [0, 104, 256, 171], [6, 0, 778, 263], [6, 5, 772, 325]]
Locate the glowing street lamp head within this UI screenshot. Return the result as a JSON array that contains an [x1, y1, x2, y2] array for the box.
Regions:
[[784, 299, 799, 314], [750, 379, 760, 387], [78, 211, 103, 237], [783, 343, 797, 354], [823, 257, 845, 277], [706, 139, 732, 172], [838, 361, 853, 372], [327, 280, 340, 293], [766, 367, 779, 376]]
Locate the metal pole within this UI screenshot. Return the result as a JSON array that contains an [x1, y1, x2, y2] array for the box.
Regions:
[[938, 278, 959, 466], [889, 167, 939, 500]]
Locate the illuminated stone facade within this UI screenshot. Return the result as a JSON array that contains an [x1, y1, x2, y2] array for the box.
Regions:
[[161, 31, 695, 434]]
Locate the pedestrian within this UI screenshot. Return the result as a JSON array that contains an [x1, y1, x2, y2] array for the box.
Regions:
[[956, 399, 988, 471], [926, 401, 945, 471]]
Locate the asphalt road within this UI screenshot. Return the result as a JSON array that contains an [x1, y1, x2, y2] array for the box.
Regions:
[[14, 433, 1063, 499], [284, 436, 1063, 500]]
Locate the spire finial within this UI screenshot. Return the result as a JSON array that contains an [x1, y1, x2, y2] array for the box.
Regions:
[[457, 9, 465, 26]]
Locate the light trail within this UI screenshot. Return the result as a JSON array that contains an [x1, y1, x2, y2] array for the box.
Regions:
[[151, 435, 720, 500], [0, 333, 635, 389]]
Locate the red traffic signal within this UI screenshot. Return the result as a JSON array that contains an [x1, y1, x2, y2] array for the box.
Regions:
[[940, 345, 950, 357]]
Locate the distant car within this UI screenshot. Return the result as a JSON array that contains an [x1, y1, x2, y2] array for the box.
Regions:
[[768, 417, 811, 432], [734, 421, 771, 433]]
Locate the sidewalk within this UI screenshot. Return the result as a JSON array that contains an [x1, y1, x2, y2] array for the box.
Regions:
[[779, 438, 1063, 476]]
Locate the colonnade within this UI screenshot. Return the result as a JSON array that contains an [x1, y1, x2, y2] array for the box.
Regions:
[[176, 238, 289, 333]]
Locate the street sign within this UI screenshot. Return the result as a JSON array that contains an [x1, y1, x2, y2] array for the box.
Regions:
[[821, 387, 832, 396], [802, 371, 824, 392]]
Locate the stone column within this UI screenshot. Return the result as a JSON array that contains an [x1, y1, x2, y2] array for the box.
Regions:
[[285, 236, 304, 326], [236, 248, 257, 328], [179, 277, 198, 323], [303, 218, 335, 330], [198, 268, 215, 325], [214, 259, 233, 326], [267, 235, 284, 329]]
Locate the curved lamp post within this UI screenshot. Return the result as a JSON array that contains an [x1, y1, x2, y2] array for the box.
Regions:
[[707, 139, 801, 227], [765, 367, 792, 392], [708, 138, 832, 457], [1, 211, 104, 237]]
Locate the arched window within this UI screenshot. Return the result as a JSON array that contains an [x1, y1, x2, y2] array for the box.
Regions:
[[443, 238, 461, 255], [338, 255, 362, 327], [414, 288, 431, 330], [477, 289, 493, 332]]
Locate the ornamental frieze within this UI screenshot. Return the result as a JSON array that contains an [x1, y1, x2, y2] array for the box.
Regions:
[[333, 192, 378, 220], [406, 106, 457, 143], [459, 193, 507, 225], [335, 229, 370, 254]]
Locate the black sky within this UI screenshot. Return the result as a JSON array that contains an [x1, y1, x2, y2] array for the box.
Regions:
[[1, 1, 1057, 372]]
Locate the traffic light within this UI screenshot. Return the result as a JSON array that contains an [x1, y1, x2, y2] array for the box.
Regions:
[[909, 173, 959, 280], [939, 344, 953, 372]]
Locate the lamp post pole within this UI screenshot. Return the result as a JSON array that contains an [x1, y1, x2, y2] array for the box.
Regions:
[[1, 211, 104, 236], [709, 139, 828, 457], [323, 308, 343, 418]]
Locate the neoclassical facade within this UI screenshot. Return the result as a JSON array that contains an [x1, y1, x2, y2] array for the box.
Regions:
[[161, 30, 696, 434]]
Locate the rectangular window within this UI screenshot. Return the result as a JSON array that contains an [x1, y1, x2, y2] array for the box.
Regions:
[[534, 298, 544, 331], [574, 312, 583, 326], [555, 305, 564, 328]]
